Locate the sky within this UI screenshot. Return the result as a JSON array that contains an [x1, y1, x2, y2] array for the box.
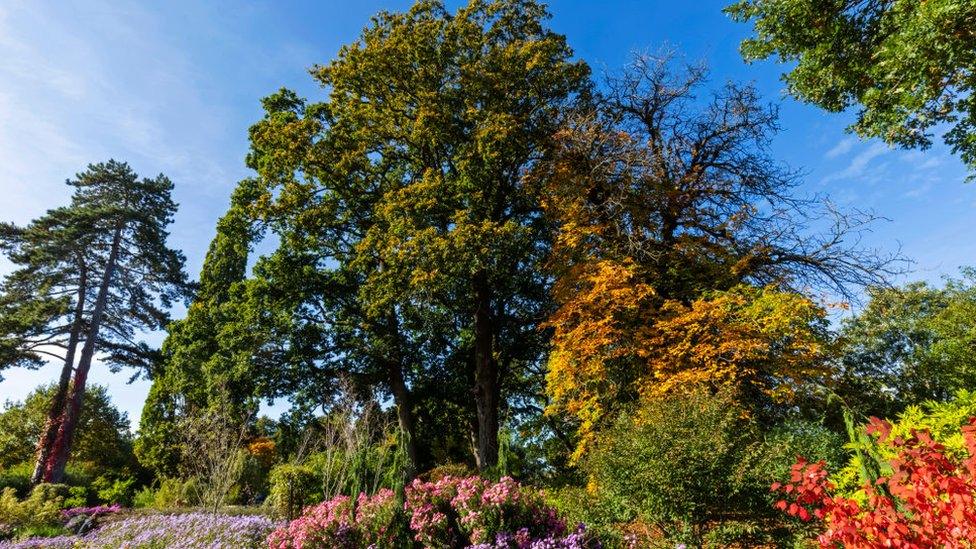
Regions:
[[1, 0, 974, 430]]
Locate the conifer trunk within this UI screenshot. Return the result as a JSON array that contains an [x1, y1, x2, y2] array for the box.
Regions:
[[31, 261, 87, 485], [46, 227, 122, 483]]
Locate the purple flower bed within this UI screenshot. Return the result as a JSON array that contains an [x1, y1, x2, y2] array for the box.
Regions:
[[0, 512, 280, 549], [0, 536, 77, 549]]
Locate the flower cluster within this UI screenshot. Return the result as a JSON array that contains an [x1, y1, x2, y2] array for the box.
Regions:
[[268, 476, 600, 549], [267, 489, 402, 549], [61, 504, 122, 519], [405, 475, 569, 548], [90, 512, 277, 548], [774, 417, 976, 546]]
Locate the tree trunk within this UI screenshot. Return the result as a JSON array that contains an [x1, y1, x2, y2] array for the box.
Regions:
[[46, 227, 122, 483], [380, 309, 418, 474], [31, 262, 87, 485], [472, 270, 499, 471], [387, 357, 418, 474]]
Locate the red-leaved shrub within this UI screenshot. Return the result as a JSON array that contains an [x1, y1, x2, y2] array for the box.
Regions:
[[774, 417, 976, 547]]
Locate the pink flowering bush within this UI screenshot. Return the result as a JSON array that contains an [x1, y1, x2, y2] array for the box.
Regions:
[[267, 488, 407, 549], [267, 476, 601, 549]]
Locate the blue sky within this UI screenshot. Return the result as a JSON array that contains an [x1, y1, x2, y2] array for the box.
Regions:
[[1, 0, 974, 429]]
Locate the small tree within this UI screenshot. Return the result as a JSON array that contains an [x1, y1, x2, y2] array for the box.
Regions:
[[179, 409, 249, 514]]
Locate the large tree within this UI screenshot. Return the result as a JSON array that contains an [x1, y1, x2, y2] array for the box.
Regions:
[[137, 180, 263, 476], [0, 160, 189, 483], [537, 52, 900, 456], [0, 207, 98, 483], [727, 0, 976, 173], [241, 0, 589, 471]]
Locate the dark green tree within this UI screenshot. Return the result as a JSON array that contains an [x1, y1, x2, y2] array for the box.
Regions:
[[136, 180, 262, 476], [243, 0, 589, 471], [728, 0, 976, 173]]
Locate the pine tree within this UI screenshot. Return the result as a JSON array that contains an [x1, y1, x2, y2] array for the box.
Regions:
[[0, 160, 189, 484]]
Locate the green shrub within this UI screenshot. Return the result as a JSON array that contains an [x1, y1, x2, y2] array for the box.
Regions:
[[0, 463, 32, 498], [92, 474, 136, 506], [267, 463, 321, 519], [0, 486, 64, 540], [132, 485, 155, 509], [586, 390, 759, 543], [546, 485, 633, 548], [0, 462, 94, 499], [65, 486, 88, 508], [131, 477, 199, 509]]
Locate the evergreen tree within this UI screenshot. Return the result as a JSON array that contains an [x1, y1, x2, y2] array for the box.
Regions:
[[136, 180, 262, 476], [0, 160, 189, 483]]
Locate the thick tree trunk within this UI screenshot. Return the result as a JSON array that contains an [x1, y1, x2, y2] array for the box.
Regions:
[[46, 227, 121, 483], [472, 270, 499, 471], [31, 262, 87, 485]]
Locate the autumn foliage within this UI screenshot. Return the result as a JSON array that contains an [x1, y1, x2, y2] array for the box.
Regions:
[[774, 417, 976, 547], [544, 259, 829, 457]]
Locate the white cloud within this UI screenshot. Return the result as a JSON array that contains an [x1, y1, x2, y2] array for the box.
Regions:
[[825, 136, 857, 159]]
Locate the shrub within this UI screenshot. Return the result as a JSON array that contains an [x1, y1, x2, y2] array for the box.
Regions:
[[0, 486, 64, 541], [91, 474, 136, 506], [774, 417, 976, 546], [267, 463, 322, 520], [131, 477, 199, 509], [545, 485, 634, 548], [584, 390, 759, 544]]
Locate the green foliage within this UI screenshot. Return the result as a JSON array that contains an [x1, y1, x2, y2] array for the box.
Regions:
[[837, 270, 976, 417], [138, 180, 263, 478], [583, 390, 843, 546], [0, 486, 64, 540], [0, 462, 93, 500], [267, 463, 321, 520], [130, 477, 200, 509], [728, 0, 976, 173], [545, 486, 632, 548], [586, 390, 757, 543], [91, 474, 136, 506], [0, 384, 135, 474]]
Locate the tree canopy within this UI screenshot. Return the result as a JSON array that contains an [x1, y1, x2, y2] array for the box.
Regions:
[[728, 0, 976, 173]]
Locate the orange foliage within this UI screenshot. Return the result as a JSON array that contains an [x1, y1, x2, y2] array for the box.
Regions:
[[544, 259, 829, 459]]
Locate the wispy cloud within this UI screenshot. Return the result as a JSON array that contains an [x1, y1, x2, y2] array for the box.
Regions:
[[820, 141, 890, 184], [825, 136, 857, 159]]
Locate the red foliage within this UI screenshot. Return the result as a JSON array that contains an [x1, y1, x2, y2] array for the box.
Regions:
[[774, 417, 976, 548]]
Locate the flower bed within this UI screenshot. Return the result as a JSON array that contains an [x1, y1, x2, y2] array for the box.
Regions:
[[269, 476, 602, 549], [0, 512, 280, 549]]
